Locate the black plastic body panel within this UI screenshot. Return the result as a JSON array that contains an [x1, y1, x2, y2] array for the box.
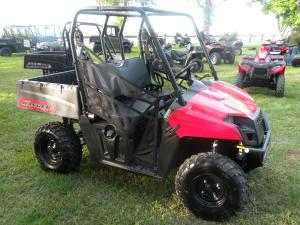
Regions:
[[78, 116, 104, 162], [246, 112, 271, 167], [24, 51, 73, 72], [158, 121, 180, 178]]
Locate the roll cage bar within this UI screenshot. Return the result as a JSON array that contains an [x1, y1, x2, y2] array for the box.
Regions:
[[62, 21, 104, 65], [69, 6, 219, 113]]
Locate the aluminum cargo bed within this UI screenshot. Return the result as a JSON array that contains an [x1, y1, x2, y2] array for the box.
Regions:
[[16, 70, 80, 119]]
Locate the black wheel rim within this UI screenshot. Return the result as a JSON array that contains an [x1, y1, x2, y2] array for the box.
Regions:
[[191, 174, 227, 208], [39, 134, 62, 168]]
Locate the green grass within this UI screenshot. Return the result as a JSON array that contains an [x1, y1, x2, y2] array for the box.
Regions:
[[0, 48, 300, 225]]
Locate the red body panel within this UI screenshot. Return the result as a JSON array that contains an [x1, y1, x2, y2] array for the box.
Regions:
[[168, 81, 257, 140], [238, 48, 286, 75]]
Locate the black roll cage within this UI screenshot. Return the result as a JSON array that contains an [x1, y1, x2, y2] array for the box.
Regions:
[[69, 6, 219, 114], [62, 21, 104, 64]]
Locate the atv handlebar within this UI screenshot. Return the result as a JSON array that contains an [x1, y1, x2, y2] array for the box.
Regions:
[[174, 63, 194, 79]]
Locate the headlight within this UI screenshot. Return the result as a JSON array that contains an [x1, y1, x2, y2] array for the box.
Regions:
[[272, 65, 282, 71], [240, 63, 252, 71], [224, 115, 259, 146], [224, 116, 235, 124]]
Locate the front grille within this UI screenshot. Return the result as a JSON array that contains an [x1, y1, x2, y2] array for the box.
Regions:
[[253, 68, 267, 76]]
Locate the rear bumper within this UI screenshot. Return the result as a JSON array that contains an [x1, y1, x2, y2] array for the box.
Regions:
[[247, 112, 271, 165]]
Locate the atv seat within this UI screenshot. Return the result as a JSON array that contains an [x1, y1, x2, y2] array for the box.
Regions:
[[171, 50, 186, 58], [81, 57, 164, 134]]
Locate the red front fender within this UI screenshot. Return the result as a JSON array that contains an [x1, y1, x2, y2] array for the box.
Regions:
[[168, 107, 243, 140]]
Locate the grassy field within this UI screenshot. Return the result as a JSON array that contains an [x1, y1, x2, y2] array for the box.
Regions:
[[0, 49, 300, 225]]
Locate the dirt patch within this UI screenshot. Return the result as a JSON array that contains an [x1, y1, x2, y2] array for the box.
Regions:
[[287, 150, 300, 160]]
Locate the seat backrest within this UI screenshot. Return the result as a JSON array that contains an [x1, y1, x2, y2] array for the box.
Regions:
[[82, 57, 150, 98], [115, 57, 150, 88]]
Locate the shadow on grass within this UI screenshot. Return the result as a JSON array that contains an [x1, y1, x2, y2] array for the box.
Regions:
[[35, 155, 176, 205]]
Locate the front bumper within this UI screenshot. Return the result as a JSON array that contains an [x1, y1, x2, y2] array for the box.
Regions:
[[247, 112, 271, 166]]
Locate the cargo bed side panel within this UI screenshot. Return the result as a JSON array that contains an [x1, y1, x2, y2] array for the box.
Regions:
[[17, 81, 79, 119]]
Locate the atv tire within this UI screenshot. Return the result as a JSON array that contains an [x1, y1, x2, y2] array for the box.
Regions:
[[188, 58, 204, 73], [234, 48, 242, 56], [0, 47, 12, 57], [123, 45, 131, 53], [275, 75, 285, 97], [235, 73, 245, 89], [34, 122, 82, 173], [93, 43, 103, 55], [292, 57, 300, 67], [224, 54, 235, 64], [210, 52, 222, 65], [175, 153, 249, 220]]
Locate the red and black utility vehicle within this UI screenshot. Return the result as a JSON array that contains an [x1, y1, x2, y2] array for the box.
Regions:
[[162, 43, 204, 73], [262, 39, 288, 60], [17, 7, 271, 220], [203, 34, 235, 65], [24, 22, 132, 75], [219, 33, 243, 56], [236, 45, 286, 97]]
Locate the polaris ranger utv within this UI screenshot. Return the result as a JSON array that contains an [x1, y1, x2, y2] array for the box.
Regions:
[[23, 22, 102, 75], [0, 25, 33, 56], [17, 7, 271, 220], [24, 22, 132, 75]]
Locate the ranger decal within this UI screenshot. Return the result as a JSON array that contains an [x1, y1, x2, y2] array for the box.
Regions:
[[19, 97, 56, 113]]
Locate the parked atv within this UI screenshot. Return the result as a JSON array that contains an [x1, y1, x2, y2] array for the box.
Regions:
[[236, 46, 286, 97], [262, 39, 288, 62], [202, 34, 235, 65], [17, 7, 271, 221], [163, 43, 204, 73], [219, 33, 243, 56], [174, 32, 191, 47], [207, 41, 235, 65]]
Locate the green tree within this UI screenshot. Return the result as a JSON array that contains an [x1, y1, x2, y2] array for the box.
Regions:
[[191, 0, 213, 34], [96, 0, 156, 26], [252, 0, 300, 36], [190, 0, 226, 34]]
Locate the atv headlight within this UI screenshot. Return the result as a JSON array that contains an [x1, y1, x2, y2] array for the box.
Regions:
[[240, 63, 252, 71], [272, 65, 282, 71], [273, 65, 281, 70], [272, 65, 285, 73], [224, 116, 235, 124]]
